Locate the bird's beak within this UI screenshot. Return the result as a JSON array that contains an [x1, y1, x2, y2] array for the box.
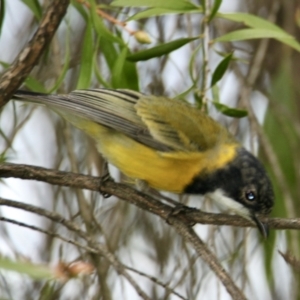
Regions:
[[252, 214, 269, 238]]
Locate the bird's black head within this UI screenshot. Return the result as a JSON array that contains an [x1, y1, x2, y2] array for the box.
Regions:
[[221, 148, 274, 214], [185, 147, 274, 237]]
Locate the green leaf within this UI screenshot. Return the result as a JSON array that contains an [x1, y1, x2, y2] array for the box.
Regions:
[[123, 61, 139, 90], [0, 257, 53, 280], [188, 44, 202, 84], [93, 37, 111, 88], [218, 13, 286, 32], [97, 37, 118, 72], [129, 7, 201, 21], [215, 28, 294, 42], [208, 0, 222, 22], [193, 91, 203, 109], [217, 13, 300, 52], [112, 47, 128, 88], [110, 46, 139, 90], [0, 151, 7, 163], [210, 52, 232, 87], [0, 0, 5, 36], [24, 76, 46, 93], [77, 17, 94, 89], [212, 101, 248, 118], [175, 84, 196, 100], [127, 37, 199, 62], [200, 0, 205, 11], [0, 60, 9, 68], [89, 0, 123, 44], [112, 0, 198, 10], [21, 0, 42, 20], [215, 29, 300, 52], [211, 84, 220, 103]]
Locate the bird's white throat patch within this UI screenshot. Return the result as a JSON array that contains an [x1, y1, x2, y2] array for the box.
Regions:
[[207, 189, 251, 220]]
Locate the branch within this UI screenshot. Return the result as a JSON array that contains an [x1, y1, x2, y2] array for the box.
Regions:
[[0, 162, 298, 230], [0, 0, 70, 107]]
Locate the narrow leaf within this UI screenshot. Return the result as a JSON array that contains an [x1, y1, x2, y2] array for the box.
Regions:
[[112, 47, 128, 88], [0, 60, 9, 68], [212, 101, 248, 118], [112, 0, 198, 10], [24, 76, 46, 93], [208, 0, 222, 22], [219, 13, 287, 32], [122, 60, 139, 90], [0, 257, 53, 280], [111, 45, 139, 90], [215, 29, 300, 52], [0, 152, 7, 163], [97, 37, 118, 72], [277, 37, 300, 53], [217, 13, 300, 52], [129, 7, 201, 21], [215, 28, 294, 42], [211, 84, 220, 103], [210, 52, 232, 87], [0, 0, 5, 36], [77, 18, 94, 89], [127, 37, 199, 62], [89, 0, 123, 44]]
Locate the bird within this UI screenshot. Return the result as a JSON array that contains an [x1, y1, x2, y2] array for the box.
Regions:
[[13, 88, 274, 236]]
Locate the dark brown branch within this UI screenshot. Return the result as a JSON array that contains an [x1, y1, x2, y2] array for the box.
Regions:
[[0, 0, 70, 107], [0, 162, 298, 231]]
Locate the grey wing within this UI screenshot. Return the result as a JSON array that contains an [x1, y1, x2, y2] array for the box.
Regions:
[[14, 88, 171, 151]]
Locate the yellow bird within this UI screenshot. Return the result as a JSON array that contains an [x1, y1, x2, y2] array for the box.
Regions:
[[14, 89, 274, 236]]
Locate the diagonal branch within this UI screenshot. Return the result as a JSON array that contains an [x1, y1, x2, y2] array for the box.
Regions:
[[0, 162, 299, 230], [0, 0, 70, 107]]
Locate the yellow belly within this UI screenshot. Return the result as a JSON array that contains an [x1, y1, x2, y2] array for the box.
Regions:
[[66, 116, 238, 193]]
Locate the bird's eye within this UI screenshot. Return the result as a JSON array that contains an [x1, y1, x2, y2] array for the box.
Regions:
[[245, 191, 256, 201]]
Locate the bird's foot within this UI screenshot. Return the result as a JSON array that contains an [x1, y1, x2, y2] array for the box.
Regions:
[[99, 173, 113, 198], [167, 204, 198, 226]]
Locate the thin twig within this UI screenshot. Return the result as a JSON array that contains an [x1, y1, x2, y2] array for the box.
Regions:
[[126, 266, 187, 300], [77, 0, 136, 35], [0, 216, 99, 254], [0, 197, 151, 300], [168, 218, 247, 300], [200, 0, 211, 108]]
